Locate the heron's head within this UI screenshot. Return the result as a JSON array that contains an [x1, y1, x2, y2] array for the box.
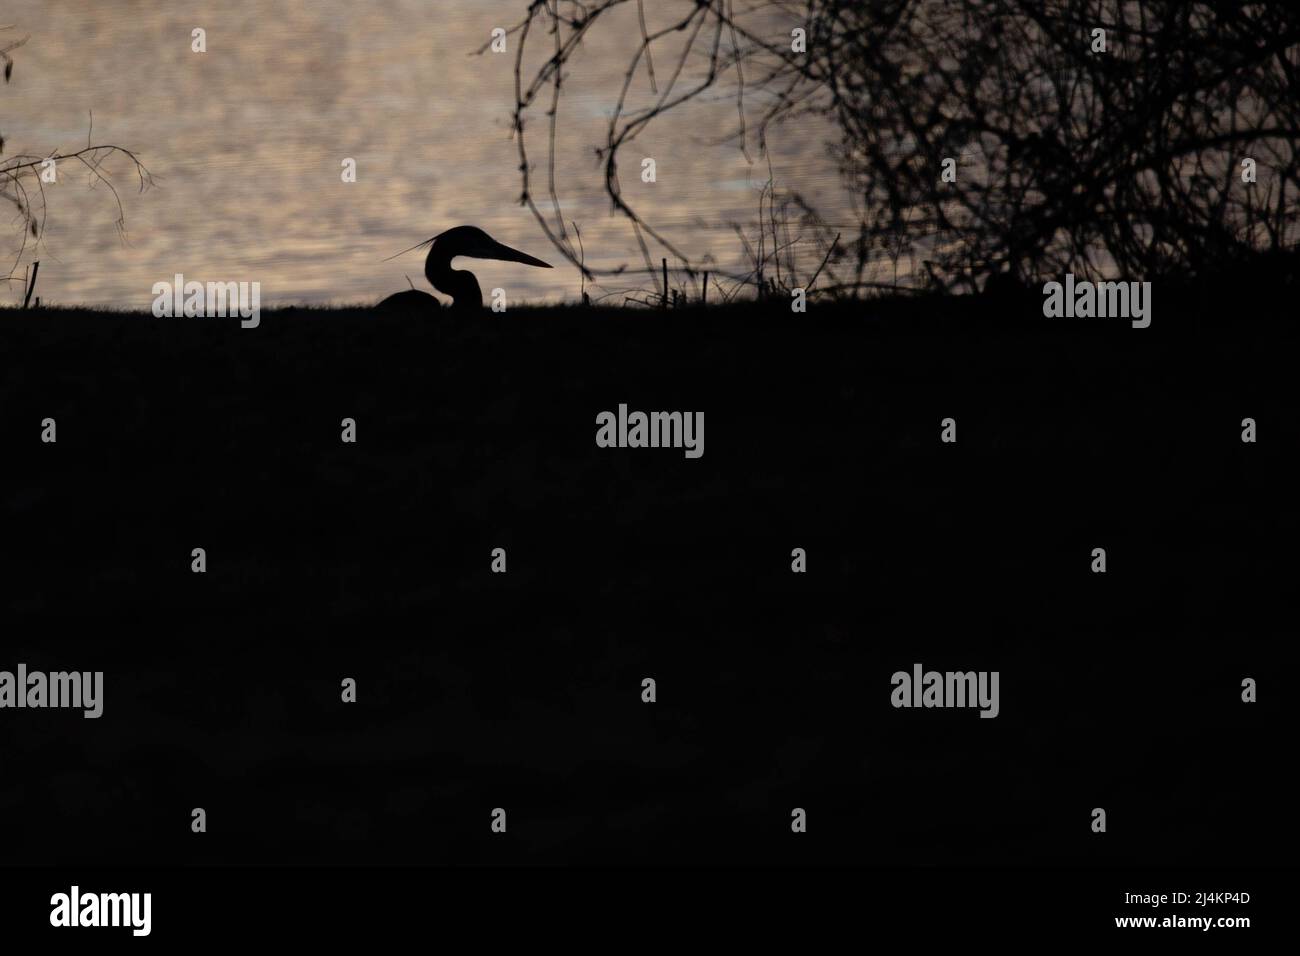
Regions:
[[433, 226, 553, 269]]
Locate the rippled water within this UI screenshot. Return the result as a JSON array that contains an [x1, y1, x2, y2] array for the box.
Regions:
[[4, 0, 855, 307]]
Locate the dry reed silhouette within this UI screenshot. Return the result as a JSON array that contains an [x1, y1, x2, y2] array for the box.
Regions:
[[2, 26, 153, 297]]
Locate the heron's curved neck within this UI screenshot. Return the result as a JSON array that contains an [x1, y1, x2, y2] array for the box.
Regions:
[[426, 250, 482, 310]]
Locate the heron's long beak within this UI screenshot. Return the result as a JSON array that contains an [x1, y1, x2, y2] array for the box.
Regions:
[[473, 239, 553, 269]]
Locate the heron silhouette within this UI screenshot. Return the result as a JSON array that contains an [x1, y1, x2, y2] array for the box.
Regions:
[[377, 225, 552, 312]]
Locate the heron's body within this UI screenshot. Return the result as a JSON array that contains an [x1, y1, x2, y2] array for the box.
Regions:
[[375, 289, 439, 314], [380, 225, 552, 312]]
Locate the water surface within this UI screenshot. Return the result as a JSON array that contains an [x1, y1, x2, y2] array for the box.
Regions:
[[5, 0, 854, 307]]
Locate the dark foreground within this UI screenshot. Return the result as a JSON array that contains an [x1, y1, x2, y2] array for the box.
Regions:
[[0, 295, 1294, 932]]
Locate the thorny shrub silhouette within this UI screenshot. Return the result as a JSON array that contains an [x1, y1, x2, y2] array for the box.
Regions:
[[502, 0, 1300, 298]]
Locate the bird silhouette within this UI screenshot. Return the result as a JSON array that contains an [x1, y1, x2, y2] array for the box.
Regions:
[[377, 225, 552, 312]]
